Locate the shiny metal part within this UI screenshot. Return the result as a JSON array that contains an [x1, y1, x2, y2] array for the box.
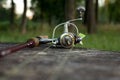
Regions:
[[59, 33, 75, 48]]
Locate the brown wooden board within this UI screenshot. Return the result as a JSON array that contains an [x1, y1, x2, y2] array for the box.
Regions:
[[0, 43, 120, 80]]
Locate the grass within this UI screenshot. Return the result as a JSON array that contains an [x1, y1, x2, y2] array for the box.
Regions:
[[0, 23, 120, 52], [81, 24, 120, 51]]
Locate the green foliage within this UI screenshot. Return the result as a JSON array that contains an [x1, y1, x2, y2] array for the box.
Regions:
[[0, 0, 10, 21], [0, 21, 9, 30], [31, 0, 65, 22], [108, 0, 120, 23], [31, 0, 86, 22], [81, 24, 120, 51], [0, 8, 10, 21], [82, 30, 120, 51]]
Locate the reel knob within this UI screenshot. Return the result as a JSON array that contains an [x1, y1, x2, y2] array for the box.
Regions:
[[77, 6, 85, 18]]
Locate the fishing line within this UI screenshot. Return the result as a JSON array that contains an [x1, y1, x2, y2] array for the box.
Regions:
[[49, 47, 73, 80], [6, 44, 53, 75]]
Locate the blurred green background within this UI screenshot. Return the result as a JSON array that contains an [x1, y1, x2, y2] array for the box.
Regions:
[[0, 0, 120, 51]]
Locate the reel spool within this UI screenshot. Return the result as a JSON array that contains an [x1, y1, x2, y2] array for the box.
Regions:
[[59, 32, 75, 48]]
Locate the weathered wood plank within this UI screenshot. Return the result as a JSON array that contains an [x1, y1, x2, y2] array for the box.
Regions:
[[0, 43, 120, 80]]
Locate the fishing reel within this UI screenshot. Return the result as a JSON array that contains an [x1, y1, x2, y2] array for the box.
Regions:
[[51, 21, 82, 48], [38, 6, 86, 48], [38, 21, 85, 48]]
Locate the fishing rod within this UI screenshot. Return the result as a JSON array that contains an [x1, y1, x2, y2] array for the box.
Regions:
[[0, 6, 85, 57]]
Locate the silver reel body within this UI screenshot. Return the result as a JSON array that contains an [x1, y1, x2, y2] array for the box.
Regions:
[[52, 18, 83, 48]]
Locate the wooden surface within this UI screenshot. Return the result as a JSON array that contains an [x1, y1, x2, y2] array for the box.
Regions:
[[0, 43, 120, 80]]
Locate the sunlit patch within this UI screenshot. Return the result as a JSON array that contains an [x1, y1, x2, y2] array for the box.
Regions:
[[99, 0, 105, 7], [4, 0, 33, 18], [26, 9, 34, 20], [37, 52, 47, 55]]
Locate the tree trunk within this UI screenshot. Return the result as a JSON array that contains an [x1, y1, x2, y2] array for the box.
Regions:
[[10, 0, 15, 28], [85, 0, 96, 34], [39, 0, 44, 30], [65, 0, 75, 32], [95, 0, 98, 24], [21, 0, 27, 34], [104, 0, 109, 23]]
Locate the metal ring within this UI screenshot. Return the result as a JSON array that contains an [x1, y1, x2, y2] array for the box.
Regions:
[[59, 33, 75, 48]]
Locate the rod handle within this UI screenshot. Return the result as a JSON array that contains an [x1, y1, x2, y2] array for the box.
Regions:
[[0, 38, 39, 57]]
